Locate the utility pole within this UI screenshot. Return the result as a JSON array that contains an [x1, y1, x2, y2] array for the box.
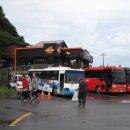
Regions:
[[101, 53, 106, 66]]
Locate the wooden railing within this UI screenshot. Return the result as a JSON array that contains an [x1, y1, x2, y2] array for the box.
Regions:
[[11, 63, 86, 72]]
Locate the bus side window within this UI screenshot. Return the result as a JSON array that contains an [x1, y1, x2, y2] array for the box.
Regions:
[[70, 76, 76, 84], [73, 76, 76, 83], [71, 76, 74, 83], [76, 77, 79, 83], [65, 75, 68, 83], [67, 75, 73, 83], [68, 76, 71, 83]]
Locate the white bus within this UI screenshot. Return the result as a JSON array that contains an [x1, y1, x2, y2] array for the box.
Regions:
[[28, 67, 84, 95]]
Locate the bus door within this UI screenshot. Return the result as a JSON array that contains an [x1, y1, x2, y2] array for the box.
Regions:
[[126, 74, 130, 92], [59, 74, 64, 94]]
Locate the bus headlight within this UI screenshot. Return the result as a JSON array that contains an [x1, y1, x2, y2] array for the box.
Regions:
[[112, 85, 117, 88]]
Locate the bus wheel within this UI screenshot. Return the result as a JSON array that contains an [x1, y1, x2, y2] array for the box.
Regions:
[[96, 86, 100, 94], [52, 87, 57, 96]]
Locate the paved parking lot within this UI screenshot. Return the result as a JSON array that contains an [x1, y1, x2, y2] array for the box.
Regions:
[[1, 94, 130, 130]]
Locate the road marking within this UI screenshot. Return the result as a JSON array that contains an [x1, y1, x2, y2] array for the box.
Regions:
[[9, 112, 32, 126], [120, 100, 130, 103]]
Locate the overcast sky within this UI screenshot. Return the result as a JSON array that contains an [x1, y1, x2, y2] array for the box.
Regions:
[[1, 0, 130, 66]]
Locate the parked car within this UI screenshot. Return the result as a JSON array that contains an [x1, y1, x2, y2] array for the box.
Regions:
[[10, 74, 22, 88], [10, 74, 31, 90]]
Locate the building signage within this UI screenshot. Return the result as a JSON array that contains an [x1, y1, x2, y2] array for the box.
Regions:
[[45, 46, 54, 54], [44, 43, 61, 55]]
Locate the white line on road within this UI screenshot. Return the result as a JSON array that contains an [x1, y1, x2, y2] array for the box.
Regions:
[[120, 100, 130, 103]]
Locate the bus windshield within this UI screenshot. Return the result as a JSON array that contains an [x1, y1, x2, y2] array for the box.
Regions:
[[112, 70, 126, 84], [65, 70, 84, 84]]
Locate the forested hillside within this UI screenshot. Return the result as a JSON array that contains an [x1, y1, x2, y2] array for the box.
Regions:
[[0, 6, 28, 59], [0, 6, 26, 45]]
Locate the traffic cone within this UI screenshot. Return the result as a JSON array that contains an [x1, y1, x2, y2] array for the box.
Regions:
[[48, 90, 52, 100], [40, 90, 44, 100]]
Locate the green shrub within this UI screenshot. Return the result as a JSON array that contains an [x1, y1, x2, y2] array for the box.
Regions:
[[0, 86, 16, 96]]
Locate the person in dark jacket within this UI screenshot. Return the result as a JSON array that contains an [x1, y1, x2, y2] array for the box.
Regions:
[[78, 78, 87, 107]]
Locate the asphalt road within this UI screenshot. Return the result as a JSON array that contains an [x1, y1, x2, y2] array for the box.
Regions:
[[1, 94, 130, 130]]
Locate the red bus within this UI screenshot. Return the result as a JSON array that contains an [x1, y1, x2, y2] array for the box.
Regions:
[[84, 66, 126, 93], [124, 67, 130, 93]]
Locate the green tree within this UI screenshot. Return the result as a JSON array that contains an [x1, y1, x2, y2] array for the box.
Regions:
[[0, 5, 26, 45]]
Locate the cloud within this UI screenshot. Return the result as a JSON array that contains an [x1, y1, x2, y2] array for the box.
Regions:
[[1, 0, 130, 66]]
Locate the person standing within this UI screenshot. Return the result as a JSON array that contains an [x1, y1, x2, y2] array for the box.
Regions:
[[30, 73, 39, 103], [78, 78, 87, 107], [20, 74, 30, 101]]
